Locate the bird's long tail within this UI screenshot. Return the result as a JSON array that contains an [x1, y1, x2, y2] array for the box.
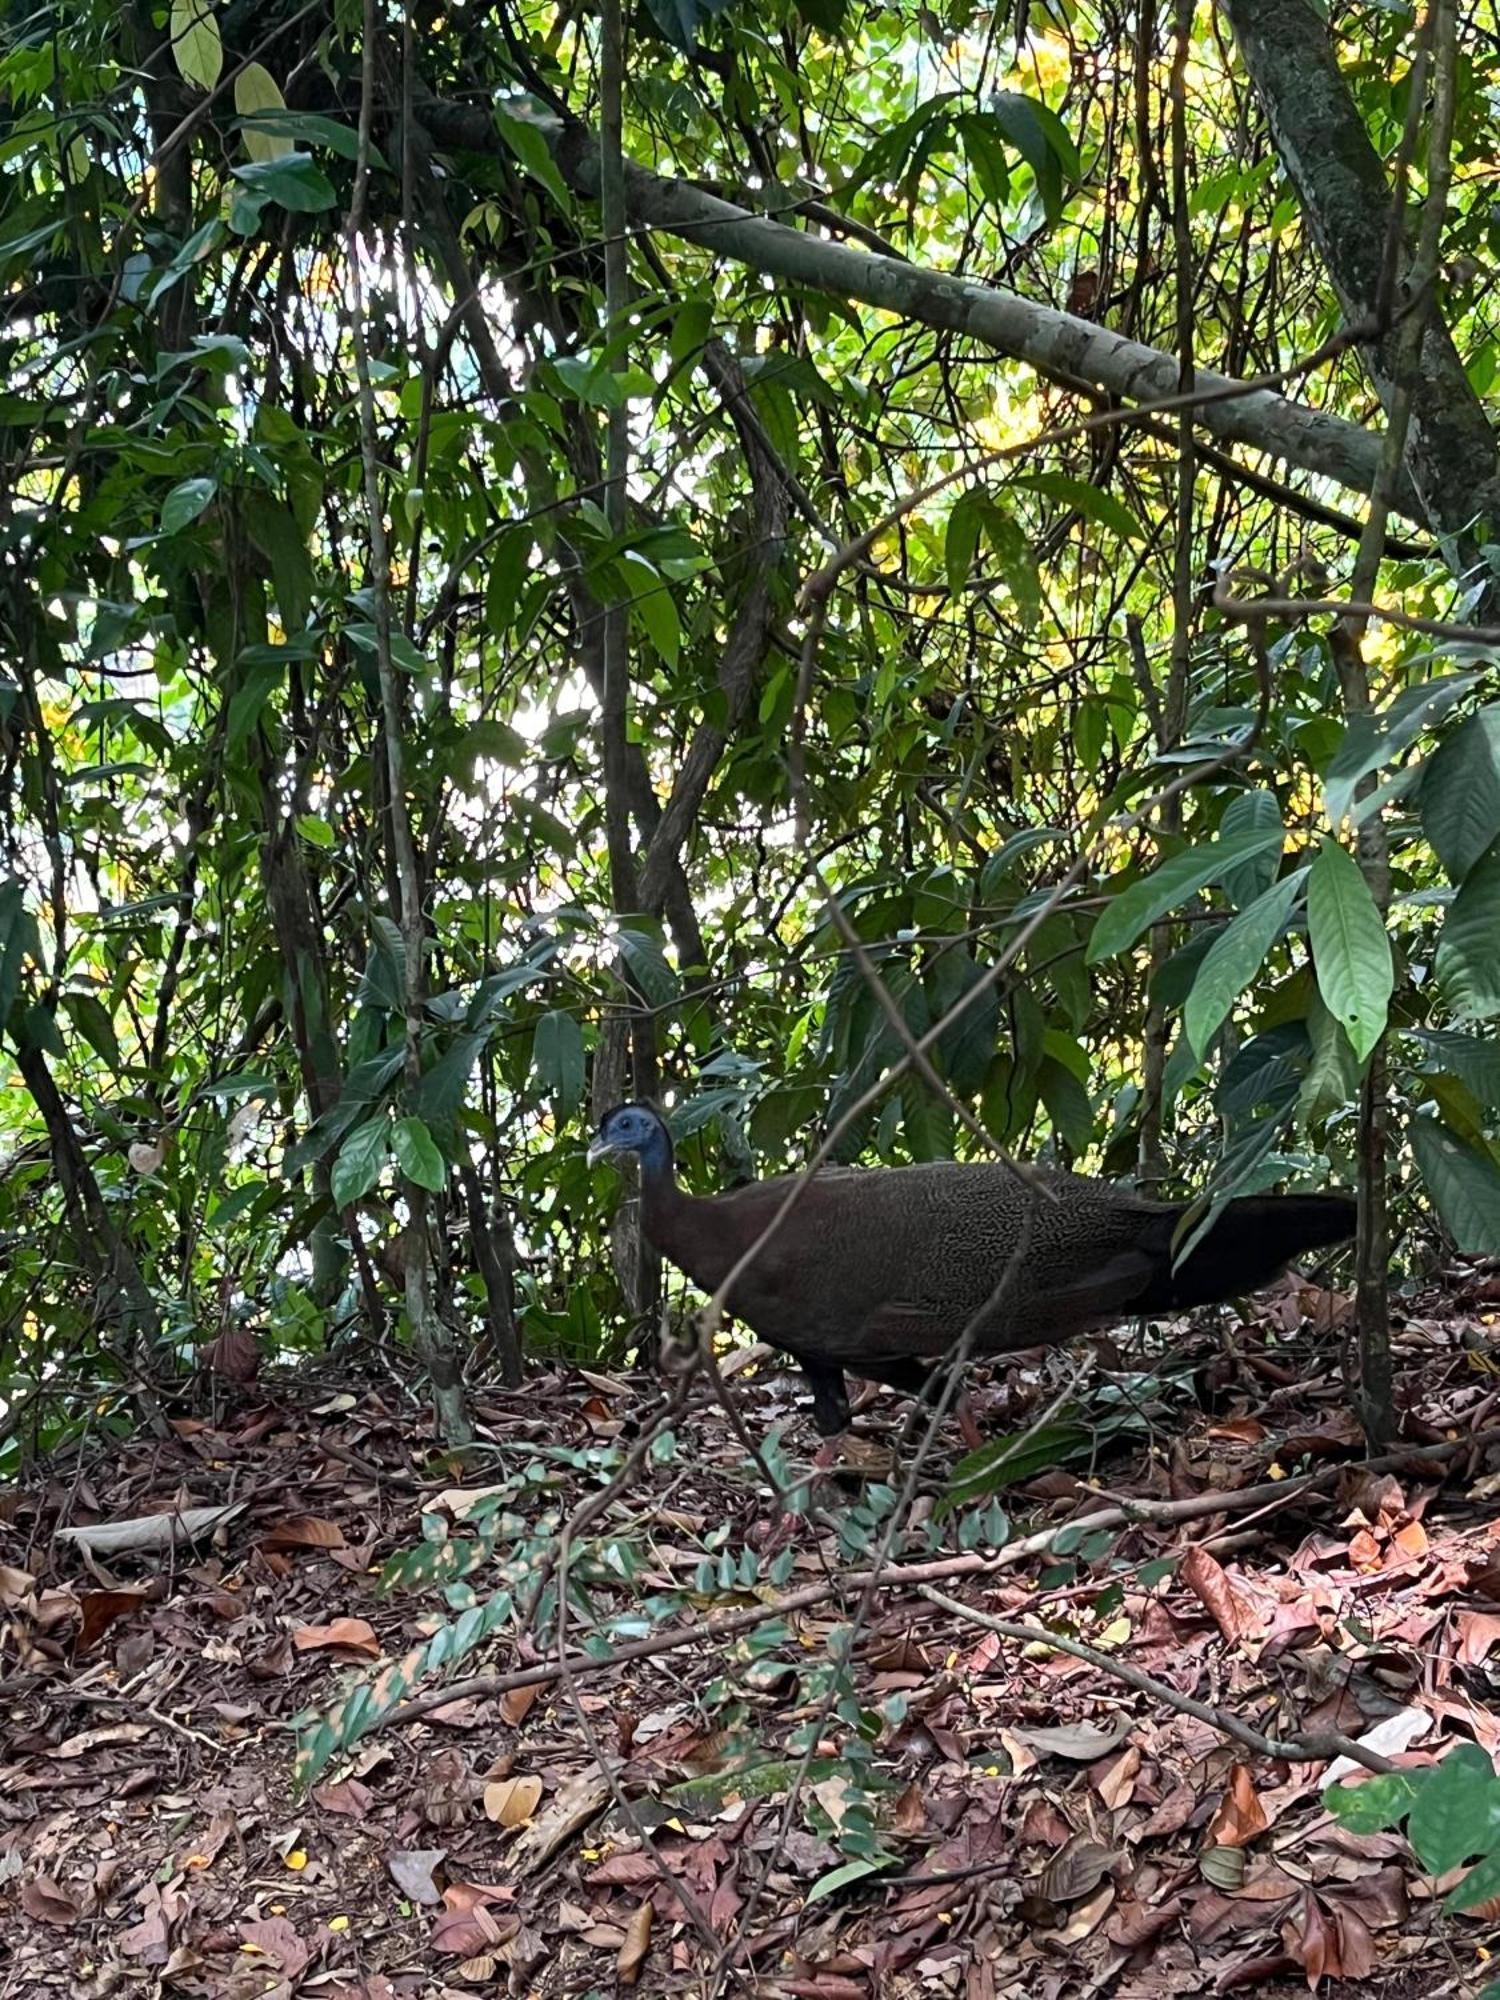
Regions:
[[1148, 1192, 1357, 1309]]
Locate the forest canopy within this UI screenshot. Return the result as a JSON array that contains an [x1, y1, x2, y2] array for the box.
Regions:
[[2, 0, 1499, 1461]]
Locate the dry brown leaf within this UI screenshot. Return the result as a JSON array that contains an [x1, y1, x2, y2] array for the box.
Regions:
[[1181, 1546, 1253, 1643], [1206, 1764, 1269, 1849], [1092, 1742, 1141, 1810], [1040, 1835, 1117, 1903], [74, 1585, 153, 1655], [293, 1617, 380, 1657], [483, 1774, 544, 1827], [260, 1515, 347, 1552], [21, 1875, 81, 1926], [500, 1681, 543, 1726], [616, 1900, 653, 1985]]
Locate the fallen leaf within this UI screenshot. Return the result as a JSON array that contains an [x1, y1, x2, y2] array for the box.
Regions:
[[260, 1515, 347, 1553], [1206, 1764, 1269, 1849], [387, 1848, 447, 1906], [483, 1774, 543, 1827], [21, 1876, 81, 1926], [293, 1617, 380, 1657], [616, 1900, 653, 1985]]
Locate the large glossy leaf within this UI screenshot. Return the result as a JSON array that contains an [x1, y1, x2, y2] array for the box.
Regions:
[[533, 1009, 585, 1117], [331, 1117, 390, 1209], [1184, 867, 1307, 1058], [1421, 704, 1500, 884], [1410, 1118, 1500, 1254], [1407, 1028, 1500, 1110], [391, 1116, 447, 1193], [1306, 838, 1391, 1063], [1324, 672, 1478, 830], [1435, 837, 1500, 1021], [170, 0, 222, 91], [1085, 825, 1285, 964]]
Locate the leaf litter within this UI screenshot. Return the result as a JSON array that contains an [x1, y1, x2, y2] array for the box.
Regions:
[[3, 1282, 1500, 1995]]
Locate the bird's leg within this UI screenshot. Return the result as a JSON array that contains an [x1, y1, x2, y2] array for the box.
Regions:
[[799, 1360, 852, 1436]]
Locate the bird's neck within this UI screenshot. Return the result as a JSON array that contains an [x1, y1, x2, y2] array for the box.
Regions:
[[636, 1143, 700, 1266]]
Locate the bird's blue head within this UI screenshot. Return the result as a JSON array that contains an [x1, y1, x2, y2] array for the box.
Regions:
[[587, 1101, 674, 1179]]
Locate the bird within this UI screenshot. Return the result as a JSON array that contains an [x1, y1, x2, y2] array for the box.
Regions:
[[587, 1101, 1357, 1441]]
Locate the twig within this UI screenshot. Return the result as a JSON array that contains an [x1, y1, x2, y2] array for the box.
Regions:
[[917, 1584, 1398, 1774]]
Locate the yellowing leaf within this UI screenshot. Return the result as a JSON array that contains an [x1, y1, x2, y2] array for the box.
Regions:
[[327, 1915, 349, 1932], [170, 0, 222, 92], [236, 62, 291, 161], [283, 1850, 308, 1870]]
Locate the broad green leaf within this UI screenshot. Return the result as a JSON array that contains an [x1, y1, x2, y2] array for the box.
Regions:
[[235, 62, 290, 161], [242, 491, 313, 635], [1219, 789, 1284, 906], [618, 928, 676, 1006], [1407, 1028, 1500, 1110], [226, 659, 283, 747], [391, 1115, 447, 1192], [483, 527, 532, 635], [945, 489, 985, 592], [1324, 672, 1477, 829], [1407, 1743, 1500, 1875], [532, 1009, 585, 1117], [230, 152, 337, 216], [160, 475, 216, 534], [1012, 471, 1145, 543], [805, 1858, 885, 1905], [331, 1116, 390, 1208], [1323, 1771, 1420, 1833], [1185, 867, 1307, 1058], [624, 555, 680, 667], [61, 991, 121, 1069], [1410, 1117, 1500, 1254], [1421, 704, 1500, 884], [1306, 838, 1391, 1063], [493, 100, 573, 212], [1436, 836, 1500, 1021], [170, 0, 222, 92], [1085, 825, 1285, 964]]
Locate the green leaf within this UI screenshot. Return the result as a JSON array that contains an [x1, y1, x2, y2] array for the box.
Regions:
[[230, 152, 337, 215], [1085, 825, 1285, 964], [1038, 1053, 1093, 1153], [391, 1115, 447, 1193], [295, 813, 335, 848], [160, 476, 216, 534], [331, 1116, 390, 1208], [618, 928, 677, 1006], [985, 91, 1077, 220], [1407, 1028, 1500, 1110], [1410, 1117, 1500, 1254], [1184, 868, 1307, 1059], [1421, 704, 1500, 884], [1219, 789, 1284, 906], [483, 527, 533, 636], [624, 554, 680, 667], [1324, 672, 1478, 830], [1322, 1771, 1420, 1833], [242, 491, 313, 635], [493, 100, 573, 212], [1012, 471, 1145, 543], [1448, 1844, 1500, 1914], [941, 1421, 1095, 1511], [1407, 1743, 1500, 1875], [805, 1857, 885, 1905], [1436, 836, 1500, 1021], [61, 991, 121, 1070], [945, 489, 986, 591], [532, 1009, 585, 1117], [226, 659, 284, 747], [1306, 838, 1391, 1064], [170, 0, 222, 92]]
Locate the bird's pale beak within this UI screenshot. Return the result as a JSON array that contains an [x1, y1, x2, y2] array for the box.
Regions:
[[586, 1137, 615, 1166]]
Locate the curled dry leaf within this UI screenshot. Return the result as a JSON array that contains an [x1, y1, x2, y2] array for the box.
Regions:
[[293, 1617, 380, 1658], [616, 1900, 653, 1986], [1039, 1835, 1117, 1904], [1206, 1764, 1270, 1849], [1013, 1718, 1130, 1762], [259, 1515, 347, 1553], [386, 1847, 447, 1906], [483, 1774, 544, 1828], [1180, 1545, 1252, 1644]]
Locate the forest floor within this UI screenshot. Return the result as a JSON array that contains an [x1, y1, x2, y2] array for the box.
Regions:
[[4, 1268, 1500, 1999]]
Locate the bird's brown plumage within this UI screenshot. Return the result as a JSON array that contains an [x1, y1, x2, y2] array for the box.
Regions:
[[590, 1103, 1356, 1435]]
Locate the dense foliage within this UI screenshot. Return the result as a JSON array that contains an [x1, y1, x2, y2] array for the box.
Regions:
[[2, 0, 1499, 1464]]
